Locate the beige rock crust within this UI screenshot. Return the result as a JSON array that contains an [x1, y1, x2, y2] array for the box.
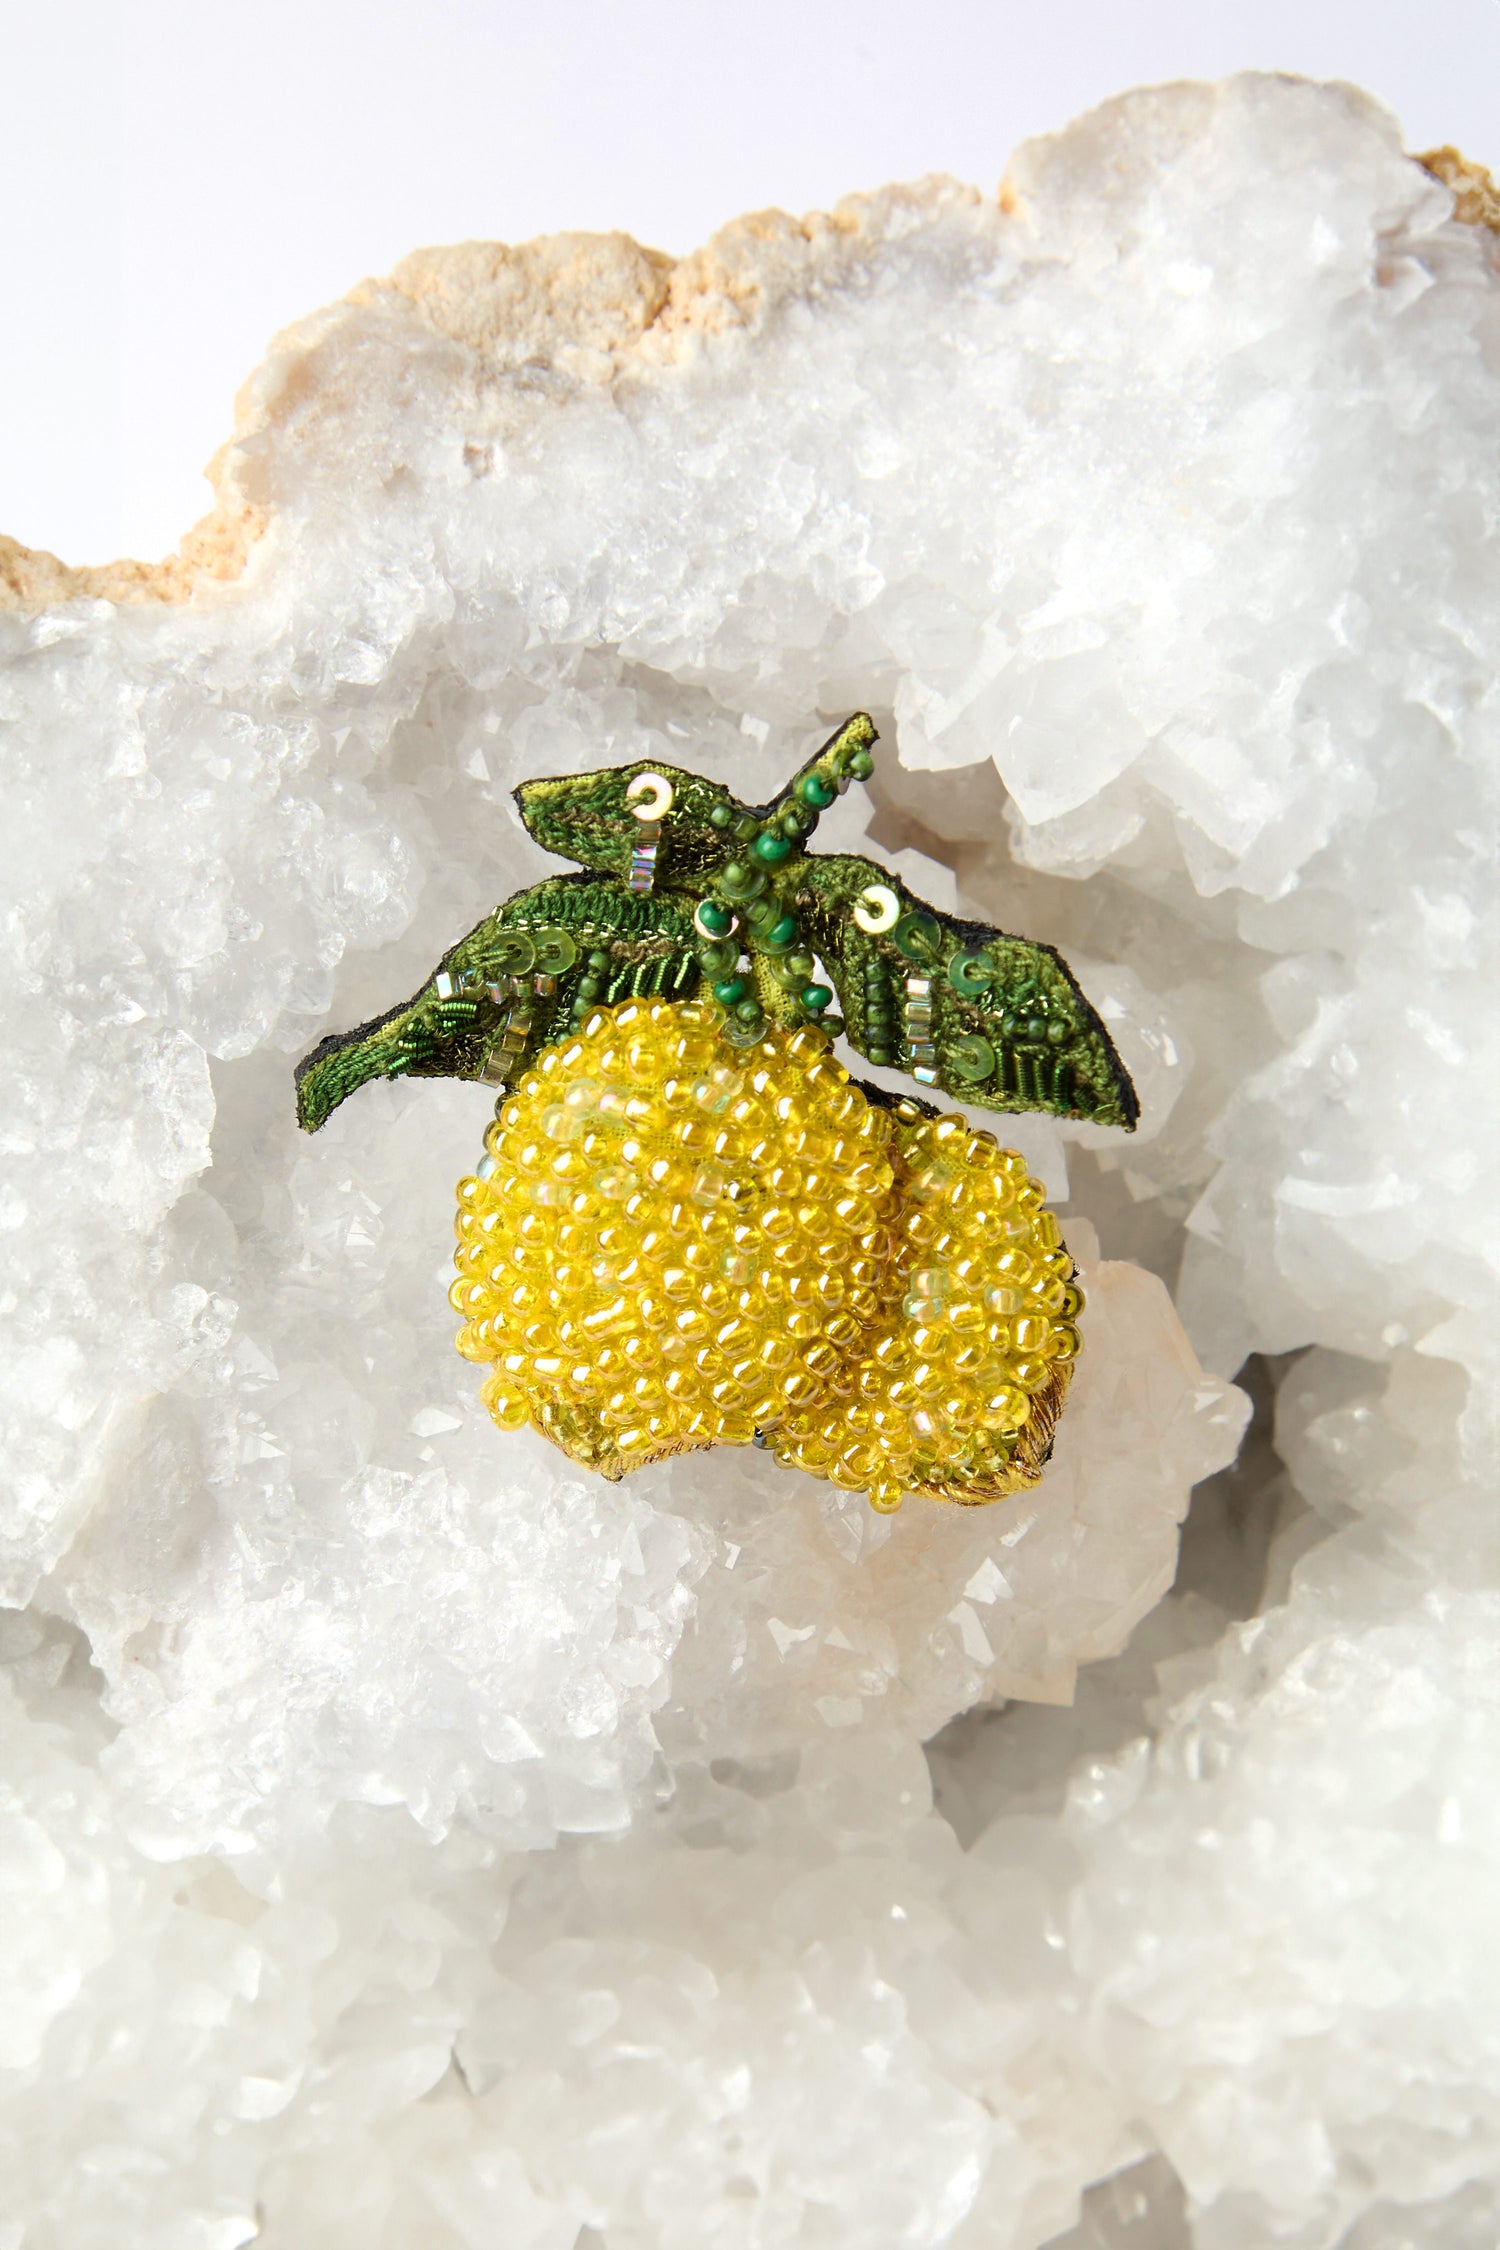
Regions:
[[1, 126, 1492, 615], [1416, 144, 1500, 232]]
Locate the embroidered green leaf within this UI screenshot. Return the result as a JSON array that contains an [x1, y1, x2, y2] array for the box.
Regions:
[[297, 713, 1137, 1134], [295, 876, 701, 1131], [790, 853, 1138, 1131]]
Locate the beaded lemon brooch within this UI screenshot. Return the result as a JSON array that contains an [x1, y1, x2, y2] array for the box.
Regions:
[[296, 716, 1137, 1512]]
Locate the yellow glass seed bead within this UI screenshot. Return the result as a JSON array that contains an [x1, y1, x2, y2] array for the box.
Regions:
[[1011, 1358, 1052, 1393], [480, 1380, 529, 1430]]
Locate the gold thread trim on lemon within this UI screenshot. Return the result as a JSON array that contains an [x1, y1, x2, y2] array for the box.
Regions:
[[450, 998, 1081, 1510]]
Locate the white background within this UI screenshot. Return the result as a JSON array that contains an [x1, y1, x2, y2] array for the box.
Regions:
[[2, 0, 1495, 569]]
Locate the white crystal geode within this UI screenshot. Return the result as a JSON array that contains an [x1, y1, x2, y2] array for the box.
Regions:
[[2, 70, 1497, 2250]]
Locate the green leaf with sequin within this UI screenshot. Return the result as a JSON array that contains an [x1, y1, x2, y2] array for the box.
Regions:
[[297, 712, 1137, 1134], [295, 875, 702, 1132], [788, 853, 1139, 1131], [513, 761, 737, 892]]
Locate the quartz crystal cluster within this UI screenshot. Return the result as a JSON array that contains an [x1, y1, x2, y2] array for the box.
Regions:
[[1, 71, 1496, 2250]]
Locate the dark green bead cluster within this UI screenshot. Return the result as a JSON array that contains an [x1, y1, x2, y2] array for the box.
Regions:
[[690, 725, 873, 1043], [863, 958, 898, 1066], [1002, 1004, 1071, 1047], [937, 974, 1077, 1104], [570, 947, 616, 1024]]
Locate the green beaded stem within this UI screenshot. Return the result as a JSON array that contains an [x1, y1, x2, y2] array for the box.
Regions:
[[295, 715, 1138, 1134]]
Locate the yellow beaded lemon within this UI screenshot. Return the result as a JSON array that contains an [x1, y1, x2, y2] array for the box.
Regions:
[[296, 715, 1134, 1512], [450, 999, 1080, 1510]]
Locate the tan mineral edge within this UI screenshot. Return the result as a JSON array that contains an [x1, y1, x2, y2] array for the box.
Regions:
[[1, 143, 1493, 617]]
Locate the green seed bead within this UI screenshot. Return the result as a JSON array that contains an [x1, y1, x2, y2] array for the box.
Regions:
[[763, 914, 799, 951], [714, 977, 748, 1006], [741, 895, 778, 934], [587, 949, 611, 971], [1027, 1015, 1049, 1042], [696, 939, 738, 976], [799, 772, 836, 809], [801, 984, 833, 1013], [1047, 1018, 1069, 1046], [868, 1045, 894, 1066], [785, 950, 815, 980], [735, 999, 763, 1026], [779, 810, 806, 840], [848, 747, 875, 780], [719, 861, 767, 901], [753, 831, 792, 864], [708, 804, 734, 830], [695, 898, 732, 936]]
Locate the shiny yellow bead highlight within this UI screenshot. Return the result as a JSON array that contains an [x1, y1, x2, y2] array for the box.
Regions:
[[451, 999, 1082, 1510]]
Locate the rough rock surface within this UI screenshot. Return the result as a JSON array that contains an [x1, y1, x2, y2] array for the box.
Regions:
[[1, 72, 1496, 2250]]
